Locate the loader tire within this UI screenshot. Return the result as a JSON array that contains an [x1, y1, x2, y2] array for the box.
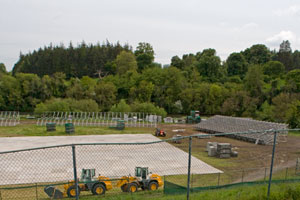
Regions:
[[67, 185, 80, 198], [148, 181, 158, 191], [92, 183, 106, 195], [121, 184, 127, 192], [127, 183, 138, 193]]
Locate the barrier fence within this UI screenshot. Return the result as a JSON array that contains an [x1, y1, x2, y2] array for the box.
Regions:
[[36, 112, 161, 128], [0, 129, 299, 200], [0, 111, 20, 127]]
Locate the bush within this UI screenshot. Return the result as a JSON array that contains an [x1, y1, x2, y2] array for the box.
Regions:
[[286, 100, 300, 128], [34, 98, 99, 114], [110, 99, 131, 112], [131, 101, 167, 117], [110, 100, 167, 117], [66, 99, 99, 112], [228, 76, 242, 83], [45, 99, 70, 112]]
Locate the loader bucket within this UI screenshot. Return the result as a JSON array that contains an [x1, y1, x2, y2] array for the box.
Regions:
[[44, 186, 63, 199]]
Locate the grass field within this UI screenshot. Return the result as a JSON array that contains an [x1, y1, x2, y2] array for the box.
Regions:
[[0, 124, 153, 137], [1, 167, 299, 200], [77, 182, 300, 200], [289, 130, 300, 137]]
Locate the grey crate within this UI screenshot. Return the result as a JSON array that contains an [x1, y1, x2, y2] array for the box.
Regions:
[[218, 149, 231, 154], [206, 142, 217, 152], [217, 143, 231, 149], [219, 153, 231, 158], [208, 146, 217, 157]]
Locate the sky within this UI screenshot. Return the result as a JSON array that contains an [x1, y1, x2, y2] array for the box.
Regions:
[[1, 0, 300, 71]]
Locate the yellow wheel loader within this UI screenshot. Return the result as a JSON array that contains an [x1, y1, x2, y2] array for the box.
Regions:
[[44, 168, 112, 199], [116, 167, 163, 193]]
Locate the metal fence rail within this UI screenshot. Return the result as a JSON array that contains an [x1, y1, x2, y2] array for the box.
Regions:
[[36, 112, 161, 128], [0, 129, 299, 200], [0, 111, 20, 126]]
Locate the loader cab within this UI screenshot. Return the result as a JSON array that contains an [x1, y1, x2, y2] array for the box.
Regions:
[[81, 168, 96, 182], [135, 167, 149, 180]]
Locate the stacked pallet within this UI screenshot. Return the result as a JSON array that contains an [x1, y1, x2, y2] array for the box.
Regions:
[[206, 142, 238, 158], [217, 143, 231, 158]]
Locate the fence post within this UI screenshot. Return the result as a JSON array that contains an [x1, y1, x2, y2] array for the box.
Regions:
[[285, 167, 288, 180], [35, 183, 38, 200], [296, 159, 298, 175], [72, 145, 79, 200], [217, 173, 220, 186], [187, 136, 192, 200], [191, 173, 193, 192], [163, 175, 165, 191], [264, 168, 267, 182], [267, 131, 277, 199], [241, 170, 244, 183]]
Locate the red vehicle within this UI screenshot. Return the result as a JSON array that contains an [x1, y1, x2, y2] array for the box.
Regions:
[[154, 128, 166, 137]]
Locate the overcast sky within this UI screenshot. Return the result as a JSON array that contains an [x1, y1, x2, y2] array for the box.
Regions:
[[1, 0, 300, 71]]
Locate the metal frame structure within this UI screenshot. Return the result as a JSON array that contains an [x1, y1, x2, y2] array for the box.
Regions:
[[37, 112, 161, 128], [0, 111, 20, 126]]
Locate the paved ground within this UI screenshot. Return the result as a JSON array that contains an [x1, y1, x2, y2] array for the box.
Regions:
[[0, 134, 222, 185], [0, 134, 159, 152]]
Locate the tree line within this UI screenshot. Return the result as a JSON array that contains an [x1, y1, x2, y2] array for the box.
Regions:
[[0, 40, 300, 127]]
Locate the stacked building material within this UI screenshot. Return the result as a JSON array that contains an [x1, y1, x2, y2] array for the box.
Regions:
[[207, 142, 218, 157], [207, 142, 238, 158], [196, 115, 288, 145], [163, 117, 173, 123], [217, 143, 231, 158]]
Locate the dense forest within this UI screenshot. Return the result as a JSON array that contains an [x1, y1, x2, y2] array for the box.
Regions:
[[1, 41, 300, 127]]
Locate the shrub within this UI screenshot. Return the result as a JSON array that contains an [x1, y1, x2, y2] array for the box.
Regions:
[[34, 98, 99, 114], [110, 99, 131, 112], [131, 101, 167, 117]]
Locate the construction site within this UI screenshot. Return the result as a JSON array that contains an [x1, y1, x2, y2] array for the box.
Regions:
[[0, 112, 299, 200]]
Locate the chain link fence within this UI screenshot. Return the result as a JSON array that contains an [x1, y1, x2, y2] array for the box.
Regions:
[[0, 129, 299, 199]]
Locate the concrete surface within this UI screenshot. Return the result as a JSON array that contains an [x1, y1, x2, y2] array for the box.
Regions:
[[0, 134, 222, 185]]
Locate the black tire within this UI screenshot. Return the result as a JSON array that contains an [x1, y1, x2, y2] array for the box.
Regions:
[[67, 185, 80, 198], [121, 184, 127, 192], [127, 183, 138, 193], [141, 185, 146, 191], [92, 183, 106, 195], [148, 181, 158, 191]]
